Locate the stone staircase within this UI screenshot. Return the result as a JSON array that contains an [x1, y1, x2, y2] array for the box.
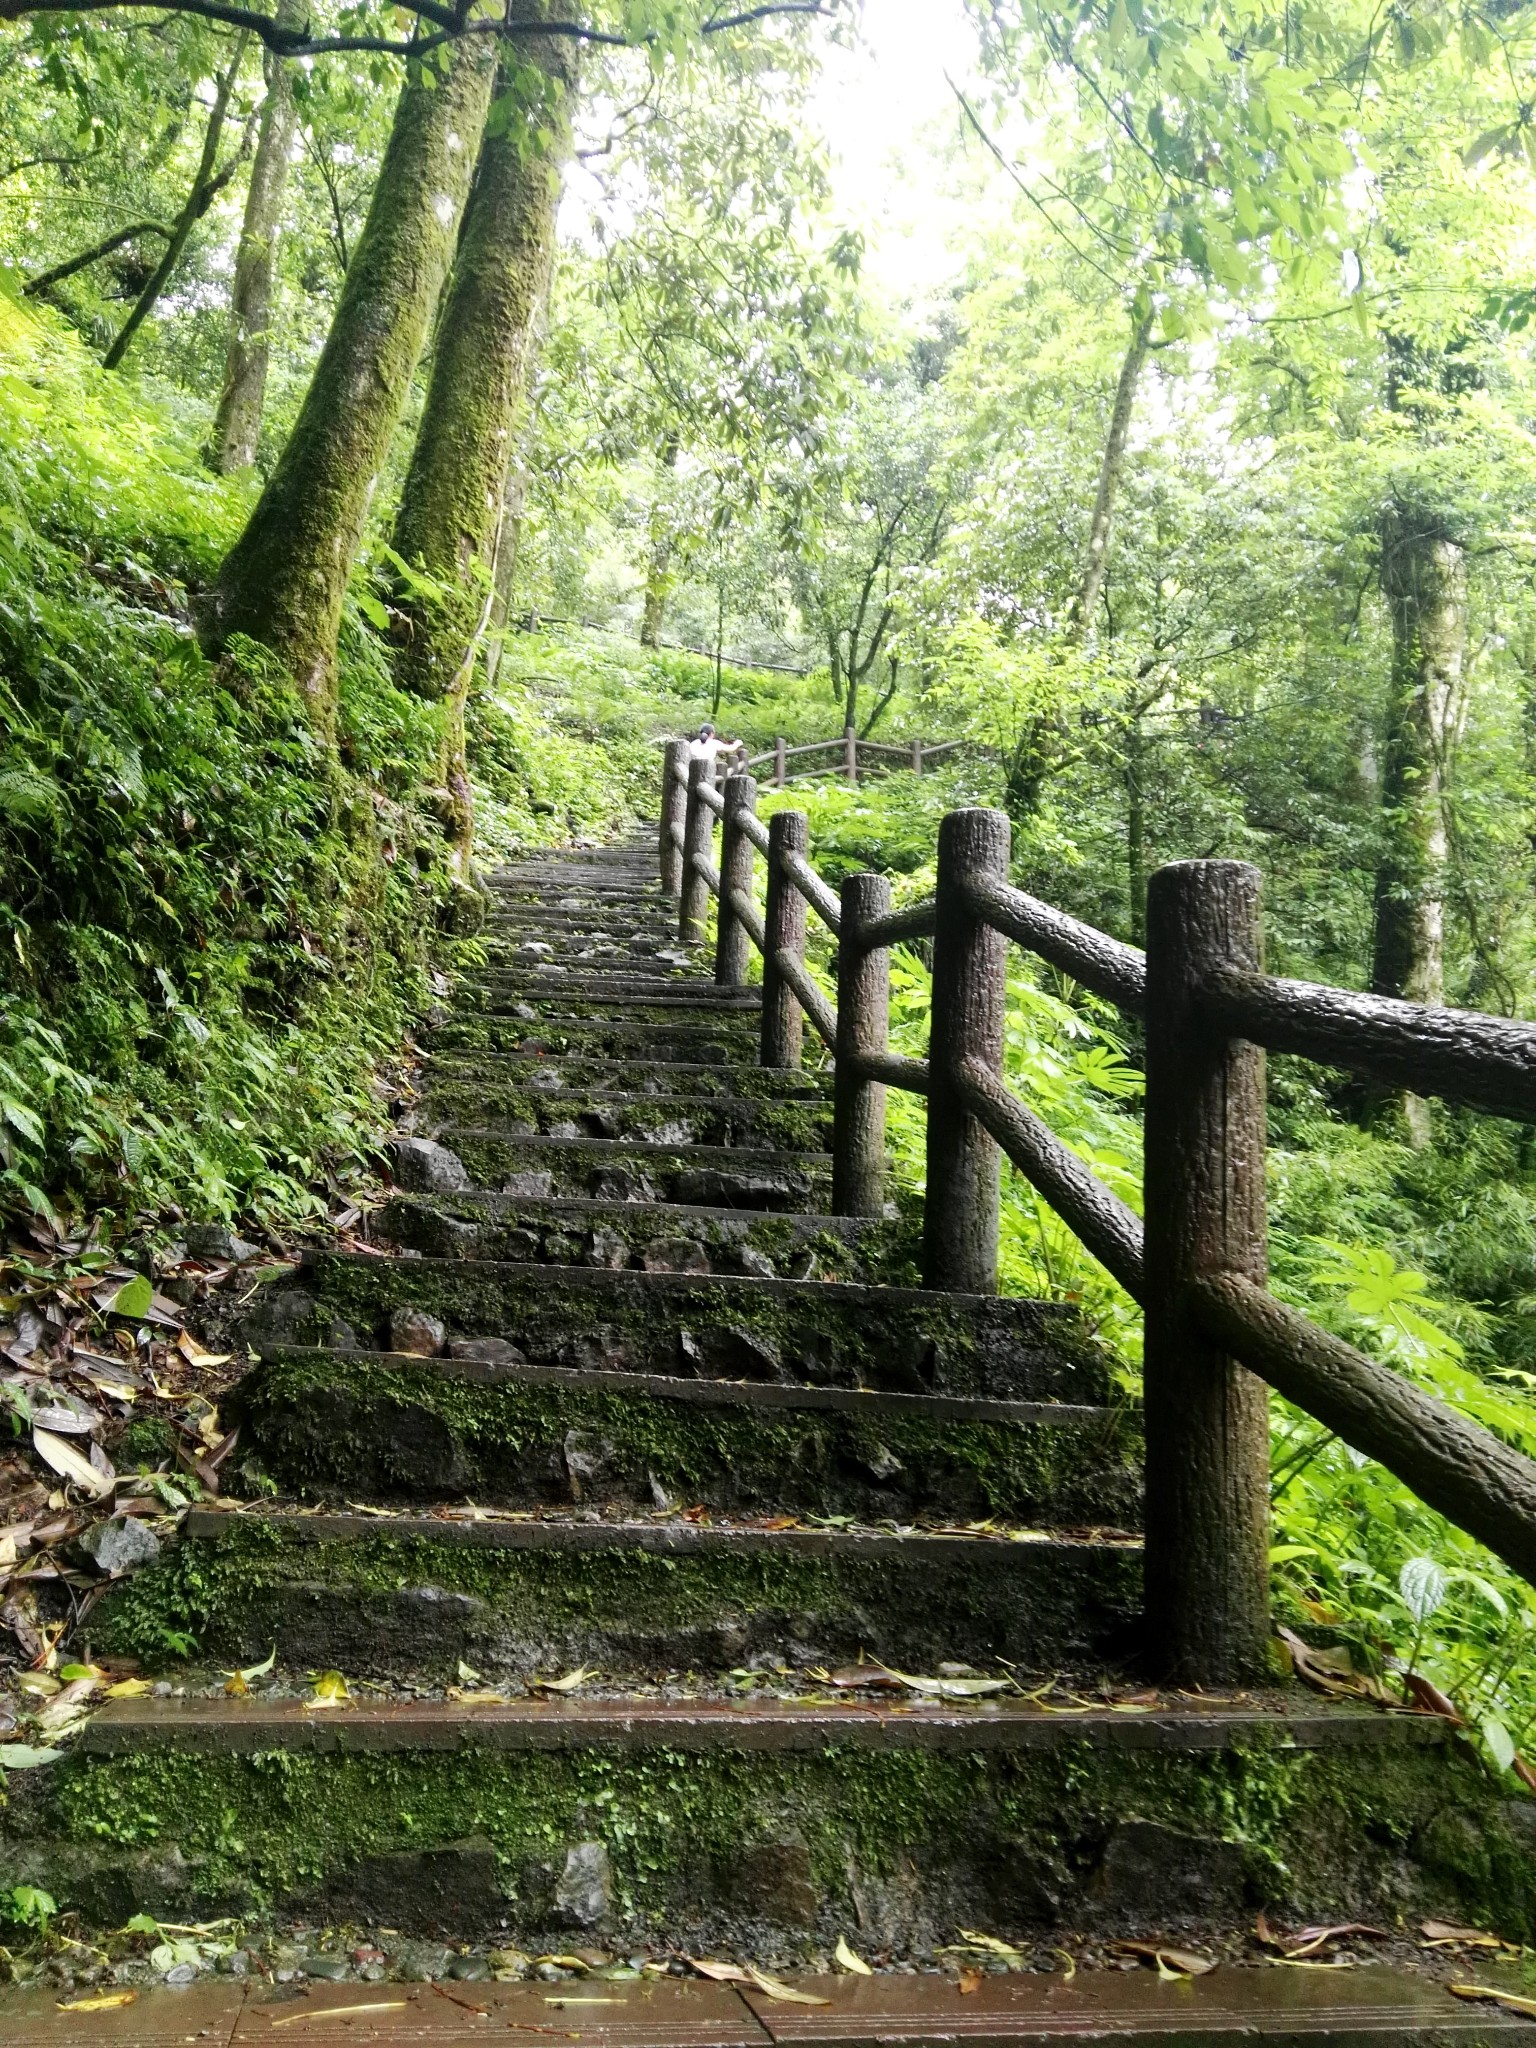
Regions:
[[7, 830, 1535, 1996]]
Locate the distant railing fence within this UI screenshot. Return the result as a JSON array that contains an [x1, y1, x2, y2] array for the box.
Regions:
[[743, 728, 986, 787], [657, 741, 1536, 1688]]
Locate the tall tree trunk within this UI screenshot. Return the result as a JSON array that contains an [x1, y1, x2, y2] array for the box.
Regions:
[[198, 38, 498, 729], [211, 5, 300, 472], [104, 40, 246, 371], [640, 436, 680, 647], [1371, 504, 1466, 1142], [1067, 314, 1151, 642], [1126, 716, 1147, 943], [391, 20, 575, 894]]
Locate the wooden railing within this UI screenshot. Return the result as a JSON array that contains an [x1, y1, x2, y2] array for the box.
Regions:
[[657, 742, 1536, 1687], [744, 727, 985, 787]]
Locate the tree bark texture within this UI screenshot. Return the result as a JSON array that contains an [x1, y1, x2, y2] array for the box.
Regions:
[[762, 810, 808, 1069], [834, 872, 891, 1218], [714, 774, 758, 988], [212, 8, 301, 472], [200, 38, 497, 728], [104, 41, 246, 371], [1068, 315, 1151, 641], [1142, 860, 1271, 1687], [640, 437, 681, 648], [923, 808, 1011, 1295], [1372, 507, 1465, 1009]]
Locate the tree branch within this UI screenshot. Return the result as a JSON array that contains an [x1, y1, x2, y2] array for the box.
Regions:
[[24, 218, 173, 295], [0, 0, 826, 60]]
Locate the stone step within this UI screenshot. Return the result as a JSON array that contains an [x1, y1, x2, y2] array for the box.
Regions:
[[430, 1015, 763, 1062], [18, 1695, 1513, 1946], [417, 1089, 832, 1152], [482, 948, 697, 978], [378, 1191, 891, 1281], [453, 986, 761, 1018], [0, 1968, 1526, 2043], [421, 1054, 829, 1100], [94, 1505, 1141, 1680], [484, 908, 679, 931], [248, 1253, 1111, 1402], [229, 1348, 1140, 1522], [426, 1131, 832, 1207]]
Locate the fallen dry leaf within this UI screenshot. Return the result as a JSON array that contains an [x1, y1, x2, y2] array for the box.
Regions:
[[302, 1669, 351, 1710], [686, 1960, 750, 1984], [57, 1992, 138, 2012], [1448, 1984, 1536, 2018], [1255, 1914, 1388, 1958], [1404, 1671, 1465, 1724], [957, 1970, 982, 1996], [268, 2003, 409, 2027], [533, 1665, 598, 1694], [1111, 1942, 1217, 1978], [104, 1678, 152, 1700], [834, 1936, 872, 1976], [1422, 1920, 1508, 1949], [747, 1969, 831, 2007], [32, 1426, 113, 1500]]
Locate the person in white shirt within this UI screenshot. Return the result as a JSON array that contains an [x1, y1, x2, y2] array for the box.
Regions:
[[687, 723, 745, 781]]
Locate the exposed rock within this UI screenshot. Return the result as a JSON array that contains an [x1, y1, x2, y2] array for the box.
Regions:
[[640, 1238, 711, 1275], [554, 1841, 613, 1928], [563, 1428, 617, 1495], [390, 1138, 471, 1194], [859, 1442, 904, 1482], [560, 1326, 632, 1373], [585, 1229, 629, 1269], [674, 1169, 810, 1210], [1091, 1819, 1246, 1918], [76, 1515, 161, 1576], [498, 1229, 541, 1262], [503, 1171, 555, 1198], [737, 1247, 776, 1279], [388, 1307, 447, 1357], [445, 1336, 528, 1368], [726, 1839, 818, 1925]]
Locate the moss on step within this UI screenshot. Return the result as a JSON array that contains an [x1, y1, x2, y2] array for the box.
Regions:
[[425, 1057, 831, 1101], [226, 1350, 1142, 1522], [378, 1194, 915, 1284], [89, 1516, 1142, 1675], [24, 1724, 1536, 1943], [420, 1085, 833, 1151], [279, 1254, 1104, 1402]]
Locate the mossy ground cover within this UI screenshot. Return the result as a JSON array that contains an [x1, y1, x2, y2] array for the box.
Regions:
[[24, 1726, 1535, 1940], [228, 1350, 1142, 1523]]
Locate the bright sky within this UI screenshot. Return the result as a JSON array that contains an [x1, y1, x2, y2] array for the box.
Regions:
[[810, 0, 990, 303]]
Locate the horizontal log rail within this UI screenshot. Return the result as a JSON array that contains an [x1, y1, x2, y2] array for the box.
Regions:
[[659, 754, 1536, 1690]]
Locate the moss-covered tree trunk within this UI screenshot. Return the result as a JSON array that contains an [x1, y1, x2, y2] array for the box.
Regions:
[[391, 20, 576, 893], [1067, 314, 1151, 643], [1371, 503, 1466, 1142], [212, 10, 301, 472], [639, 435, 681, 647], [198, 38, 498, 728]]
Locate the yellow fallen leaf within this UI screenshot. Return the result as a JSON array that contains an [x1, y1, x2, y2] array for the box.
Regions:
[[533, 1665, 599, 1693], [1449, 1984, 1536, 2018], [268, 2002, 409, 2027], [546, 1999, 628, 2006], [959, 1928, 1027, 1965], [1423, 1920, 1506, 1948], [104, 1678, 153, 1699], [57, 1991, 138, 2012], [1111, 1941, 1217, 1979], [687, 1959, 750, 1984], [537, 1955, 597, 1972], [747, 1968, 831, 2007], [449, 1689, 508, 1705], [302, 1669, 351, 1709], [834, 1936, 872, 1976]]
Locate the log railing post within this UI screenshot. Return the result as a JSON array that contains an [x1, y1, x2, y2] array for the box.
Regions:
[[924, 808, 1010, 1294], [844, 725, 858, 786], [834, 874, 891, 1216], [911, 737, 923, 776], [679, 757, 713, 949], [1143, 859, 1271, 1686], [715, 773, 757, 988], [659, 739, 688, 898], [775, 736, 787, 788], [762, 810, 808, 1069]]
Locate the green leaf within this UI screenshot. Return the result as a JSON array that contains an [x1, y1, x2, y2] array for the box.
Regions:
[[0, 1744, 65, 1769], [106, 1273, 153, 1319]]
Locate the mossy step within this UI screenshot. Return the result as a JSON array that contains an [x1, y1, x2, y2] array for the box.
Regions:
[[429, 1016, 762, 1062], [378, 1191, 897, 1282], [228, 1349, 1138, 1522], [253, 1252, 1111, 1402], [419, 1089, 832, 1152], [452, 987, 761, 1020], [17, 1696, 1525, 1944], [422, 1054, 829, 1100], [478, 952, 699, 980], [484, 910, 678, 932], [93, 1506, 1141, 1680], [433, 1130, 832, 1206]]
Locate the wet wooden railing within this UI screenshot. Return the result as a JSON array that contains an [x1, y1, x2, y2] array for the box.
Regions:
[[657, 743, 1536, 1687], [743, 728, 985, 788]]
